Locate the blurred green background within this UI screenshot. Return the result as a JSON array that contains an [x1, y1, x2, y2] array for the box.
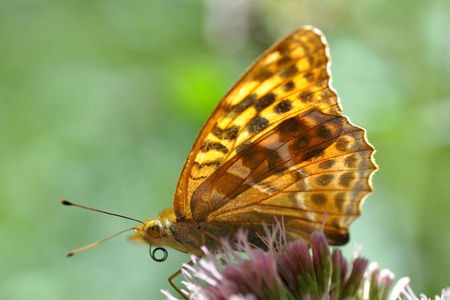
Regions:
[[1, 0, 449, 299]]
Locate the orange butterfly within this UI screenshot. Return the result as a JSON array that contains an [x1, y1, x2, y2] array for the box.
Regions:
[[63, 25, 377, 293], [131, 26, 376, 256]]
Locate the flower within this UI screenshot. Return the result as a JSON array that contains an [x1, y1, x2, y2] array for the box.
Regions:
[[389, 277, 450, 300], [162, 220, 449, 300]]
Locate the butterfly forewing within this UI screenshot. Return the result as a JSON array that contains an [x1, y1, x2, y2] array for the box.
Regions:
[[174, 27, 346, 221]]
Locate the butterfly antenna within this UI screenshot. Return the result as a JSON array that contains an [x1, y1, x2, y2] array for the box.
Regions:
[[60, 200, 145, 225], [65, 227, 135, 257]]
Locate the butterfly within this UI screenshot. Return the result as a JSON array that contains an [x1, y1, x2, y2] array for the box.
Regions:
[[63, 26, 377, 294], [130, 26, 377, 258]]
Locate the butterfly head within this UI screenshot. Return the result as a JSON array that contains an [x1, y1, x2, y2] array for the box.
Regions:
[[133, 218, 165, 246], [131, 209, 190, 258], [144, 219, 161, 238]]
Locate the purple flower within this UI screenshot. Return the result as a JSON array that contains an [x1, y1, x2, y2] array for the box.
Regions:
[[162, 220, 449, 300]]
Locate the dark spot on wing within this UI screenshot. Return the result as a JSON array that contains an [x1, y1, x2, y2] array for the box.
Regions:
[[282, 81, 295, 92], [247, 116, 269, 133], [344, 154, 358, 168], [304, 71, 314, 82], [298, 91, 314, 103], [276, 55, 292, 66], [212, 125, 240, 140], [236, 140, 251, 153], [234, 94, 257, 114], [336, 137, 351, 152], [255, 93, 276, 112], [280, 65, 299, 79], [335, 192, 345, 211], [318, 159, 336, 169], [316, 125, 332, 139], [254, 69, 274, 82], [311, 193, 327, 205], [274, 99, 292, 114], [193, 160, 222, 170], [315, 174, 334, 186], [339, 172, 356, 187], [278, 117, 310, 136], [291, 136, 310, 151], [200, 141, 229, 154]]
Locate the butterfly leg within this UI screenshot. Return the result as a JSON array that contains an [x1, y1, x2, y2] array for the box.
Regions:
[[200, 220, 265, 247], [168, 260, 193, 300], [199, 221, 265, 253], [201, 228, 222, 247], [232, 219, 264, 241]]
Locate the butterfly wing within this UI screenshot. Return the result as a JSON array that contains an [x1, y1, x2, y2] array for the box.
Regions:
[[190, 110, 376, 245], [174, 26, 343, 221]]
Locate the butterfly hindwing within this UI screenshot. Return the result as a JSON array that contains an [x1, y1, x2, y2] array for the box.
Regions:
[[189, 110, 376, 244]]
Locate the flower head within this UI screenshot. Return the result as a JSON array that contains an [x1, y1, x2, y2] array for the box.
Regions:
[[162, 220, 449, 300]]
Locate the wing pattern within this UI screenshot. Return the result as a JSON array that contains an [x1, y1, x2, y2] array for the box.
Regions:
[[173, 26, 376, 244], [174, 27, 345, 220], [192, 110, 375, 244]]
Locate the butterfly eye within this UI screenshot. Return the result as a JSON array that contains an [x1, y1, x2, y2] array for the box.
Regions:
[[146, 221, 160, 238]]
